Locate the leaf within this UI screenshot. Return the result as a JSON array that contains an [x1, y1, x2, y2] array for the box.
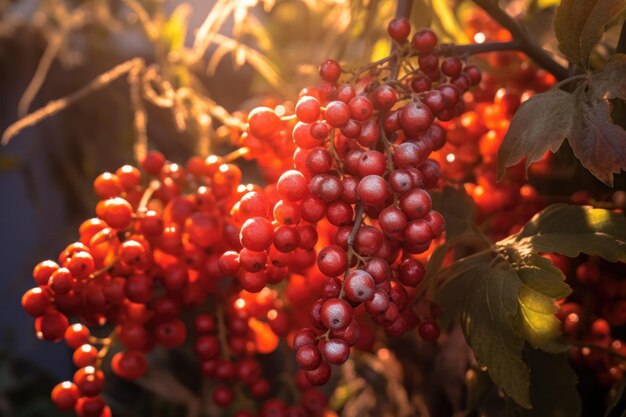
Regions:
[[498, 59, 626, 186], [555, 0, 626, 67], [593, 55, 626, 101], [503, 250, 570, 353], [568, 99, 626, 186], [439, 262, 531, 408], [497, 88, 576, 179], [511, 204, 626, 261], [431, 186, 476, 241], [554, 0, 582, 66], [438, 203, 626, 412], [605, 374, 626, 417], [521, 348, 581, 417], [578, 0, 626, 68]]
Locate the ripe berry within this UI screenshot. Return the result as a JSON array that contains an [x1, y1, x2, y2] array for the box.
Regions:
[[324, 101, 351, 127], [411, 28, 438, 53], [73, 344, 98, 367], [357, 175, 389, 206], [277, 170, 308, 201], [305, 361, 331, 385], [320, 298, 353, 331], [37, 311, 69, 341], [418, 320, 440, 341], [321, 338, 350, 365], [319, 59, 342, 83], [240, 217, 275, 251], [248, 107, 281, 139], [111, 351, 147, 380], [296, 344, 322, 370], [317, 245, 348, 277], [348, 96, 373, 121], [296, 96, 321, 123], [400, 101, 434, 135], [213, 385, 234, 407], [387, 17, 411, 42], [51, 381, 80, 411], [22, 287, 51, 317], [372, 85, 398, 110], [441, 57, 463, 77], [344, 270, 375, 303]]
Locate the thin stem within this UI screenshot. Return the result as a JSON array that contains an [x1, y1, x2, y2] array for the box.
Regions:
[[347, 202, 365, 246], [472, 0, 569, 80], [216, 304, 232, 360], [223, 146, 250, 163], [570, 340, 626, 362]]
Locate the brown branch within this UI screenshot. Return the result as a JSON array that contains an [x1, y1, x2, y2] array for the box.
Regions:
[[439, 40, 523, 56], [390, 0, 413, 80], [472, 0, 569, 81], [618, 19, 626, 54]]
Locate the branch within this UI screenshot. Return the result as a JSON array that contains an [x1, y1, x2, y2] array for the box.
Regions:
[[618, 19, 626, 54], [390, 0, 413, 80], [472, 0, 569, 81], [439, 40, 523, 56]]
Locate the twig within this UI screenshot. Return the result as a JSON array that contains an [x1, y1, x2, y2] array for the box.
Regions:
[[617, 19, 626, 54], [570, 340, 626, 362], [439, 40, 522, 56], [389, 0, 413, 80], [2, 58, 144, 146], [472, 0, 569, 80]]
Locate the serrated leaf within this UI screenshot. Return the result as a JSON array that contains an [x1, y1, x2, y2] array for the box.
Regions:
[[591, 54, 626, 101], [521, 348, 581, 417], [512, 204, 626, 261], [461, 265, 531, 408], [555, 0, 626, 67], [513, 254, 570, 353], [568, 99, 626, 186], [497, 88, 576, 180]]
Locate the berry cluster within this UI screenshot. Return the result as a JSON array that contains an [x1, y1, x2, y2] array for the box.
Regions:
[[22, 17, 483, 416], [223, 18, 481, 385], [430, 8, 555, 240], [551, 255, 626, 386]]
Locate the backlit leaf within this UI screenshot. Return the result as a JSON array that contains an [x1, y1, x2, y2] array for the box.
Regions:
[[497, 88, 576, 180], [510, 204, 626, 261]]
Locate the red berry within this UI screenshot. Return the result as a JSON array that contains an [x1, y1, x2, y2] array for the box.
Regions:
[[240, 217, 275, 251], [387, 17, 411, 42], [319, 59, 342, 83], [248, 107, 281, 139]]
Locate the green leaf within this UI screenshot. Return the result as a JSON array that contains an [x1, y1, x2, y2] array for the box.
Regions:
[[510, 204, 626, 261], [439, 262, 532, 408], [497, 88, 576, 180], [521, 348, 581, 417], [438, 203, 626, 412], [554, 0, 626, 67]]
